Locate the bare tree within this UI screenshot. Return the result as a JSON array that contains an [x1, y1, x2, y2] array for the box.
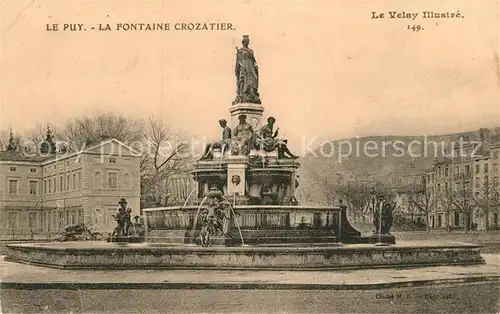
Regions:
[[335, 181, 377, 222], [141, 117, 193, 208], [58, 113, 145, 151], [441, 174, 474, 233], [473, 178, 500, 231], [406, 184, 436, 233], [25, 123, 47, 148], [335, 181, 372, 212]]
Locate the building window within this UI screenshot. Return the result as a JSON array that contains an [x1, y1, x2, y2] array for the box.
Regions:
[[58, 211, 64, 229], [67, 175, 70, 191], [49, 179, 52, 193], [60, 176, 63, 191], [77, 172, 82, 189], [44, 180, 47, 194], [72, 173, 76, 189], [465, 165, 470, 174], [29, 181, 38, 195], [94, 172, 102, 189], [28, 212, 38, 229], [53, 178, 57, 192], [124, 173, 131, 189], [109, 157, 117, 164], [108, 172, 118, 189], [43, 212, 50, 231], [52, 211, 57, 229], [485, 163, 489, 173], [445, 167, 449, 177], [8, 180, 18, 194], [7, 211, 19, 228], [30, 168, 37, 173], [476, 164, 480, 174], [9, 167, 17, 172]]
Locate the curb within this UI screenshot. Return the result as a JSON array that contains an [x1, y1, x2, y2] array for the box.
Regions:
[[2, 276, 499, 291]]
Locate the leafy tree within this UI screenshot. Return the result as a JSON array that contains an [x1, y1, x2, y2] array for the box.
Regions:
[[40, 124, 57, 155], [6, 128, 20, 151]]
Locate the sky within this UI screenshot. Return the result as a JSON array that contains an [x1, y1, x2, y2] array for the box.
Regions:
[[1, 1, 499, 154]]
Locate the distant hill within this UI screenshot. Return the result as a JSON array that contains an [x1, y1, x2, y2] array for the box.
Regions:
[[296, 129, 496, 205]]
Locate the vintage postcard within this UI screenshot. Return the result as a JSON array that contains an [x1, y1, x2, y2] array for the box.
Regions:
[[0, 1, 499, 313]]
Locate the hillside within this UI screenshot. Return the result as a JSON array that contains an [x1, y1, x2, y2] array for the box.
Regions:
[[296, 130, 486, 205]]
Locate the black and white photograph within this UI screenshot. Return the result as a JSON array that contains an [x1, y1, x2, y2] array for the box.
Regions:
[[0, 1, 499, 313]]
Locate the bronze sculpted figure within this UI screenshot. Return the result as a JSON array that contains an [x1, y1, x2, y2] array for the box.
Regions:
[[255, 117, 298, 159], [112, 198, 132, 237], [233, 35, 261, 105], [199, 188, 230, 247], [230, 114, 254, 155], [373, 195, 394, 235], [200, 119, 232, 160]]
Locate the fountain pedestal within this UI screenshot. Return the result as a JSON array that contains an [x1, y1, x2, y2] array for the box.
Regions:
[[229, 102, 265, 130], [225, 156, 249, 205]]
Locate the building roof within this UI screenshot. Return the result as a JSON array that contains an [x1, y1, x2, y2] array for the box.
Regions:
[[0, 138, 141, 164], [0, 151, 49, 162]]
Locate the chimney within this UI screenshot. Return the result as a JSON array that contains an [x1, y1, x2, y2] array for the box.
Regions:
[[479, 128, 491, 156], [99, 134, 110, 141]]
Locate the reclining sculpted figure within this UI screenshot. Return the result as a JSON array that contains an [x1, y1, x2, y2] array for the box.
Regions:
[[200, 119, 232, 160], [255, 116, 298, 159]]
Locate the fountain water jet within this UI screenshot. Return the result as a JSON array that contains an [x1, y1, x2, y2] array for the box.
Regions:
[[221, 195, 245, 246]]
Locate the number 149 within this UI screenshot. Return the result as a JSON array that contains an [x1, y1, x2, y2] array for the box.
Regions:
[[408, 25, 423, 32]]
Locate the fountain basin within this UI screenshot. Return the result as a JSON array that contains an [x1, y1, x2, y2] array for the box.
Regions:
[[4, 241, 484, 270], [144, 205, 385, 245]]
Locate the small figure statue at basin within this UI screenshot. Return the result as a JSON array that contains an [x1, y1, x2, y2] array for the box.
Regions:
[[200, 119, 232, 160], [373, 194, 394, 235], [200, 188, 230, 247], [112, 198, 133, 237]]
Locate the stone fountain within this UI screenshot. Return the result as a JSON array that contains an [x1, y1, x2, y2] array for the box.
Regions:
[[4, 36, 484, 270]]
